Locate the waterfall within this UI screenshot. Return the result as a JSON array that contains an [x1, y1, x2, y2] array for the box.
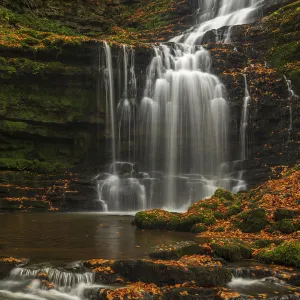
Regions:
[[240, 74, 251, 161], [104, 42, 117, 172], [283, 76, 298, 143], [96, 0, 263, 211], [138, 45, 230, 208]]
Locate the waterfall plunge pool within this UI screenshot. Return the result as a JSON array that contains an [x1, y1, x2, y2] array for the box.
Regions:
[[0, 212, 194, 264]]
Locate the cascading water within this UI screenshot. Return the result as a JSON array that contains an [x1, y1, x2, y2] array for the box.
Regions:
[[172, 0, 262, 45], [97, 0, 263, 211], [240, 74, 251, 161], [104, 42, 117, 171], [138, 44, 231, 208], [117, 45, 137, 162], [283, 75, 298, 143]]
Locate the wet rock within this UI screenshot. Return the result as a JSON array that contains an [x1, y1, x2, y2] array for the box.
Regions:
[[111, 259, 232, 286], [0, 257, 27, 279], [148, 241, 211, 259], [232, 267, 274, 279], [235, 208, 268, 233], [274, 208, 298, 221], [288, 274, 300, 287]]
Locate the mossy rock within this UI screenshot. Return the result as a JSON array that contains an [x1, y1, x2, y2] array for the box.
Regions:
[[257, 241, 300, 268], [226, 204, 242, 217], [273, 219, 296, 234], [254, 239, 274, 249], [235, 208, 268, 233], [214, 211, 226, 220], [214, 188, 234, 201], [148, 241, 205, 259], [274, 208, 297, 221], [213, 226, 225, 232], [212, 242, 252, 262], [178, 212, 216, 232], [134, 210, 172, 230], [191, 223, 208, 233]]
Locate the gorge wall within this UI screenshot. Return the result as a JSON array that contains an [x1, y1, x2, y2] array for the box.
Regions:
[[0, 0, 299, 211]]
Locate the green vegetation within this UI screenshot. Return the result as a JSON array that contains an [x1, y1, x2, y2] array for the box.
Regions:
[[265, 0, 300, 92], [234, 208, 268, 233], [257, 241, 300, 268], [214, 188, 234, 201], [212, 241, 252, 262]]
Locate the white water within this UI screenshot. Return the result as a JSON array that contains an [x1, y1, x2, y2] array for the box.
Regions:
[[104, 42, 117, 172], [97, 0, 263, 211], [117, 45, 137, 162], [284, 76, 298, 143], [240, 74, 251, 161], [0, 266, 109, 300], [172, 0, 262, 45]]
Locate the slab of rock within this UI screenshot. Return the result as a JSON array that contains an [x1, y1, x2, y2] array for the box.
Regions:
[[148, 241, 212, 259]]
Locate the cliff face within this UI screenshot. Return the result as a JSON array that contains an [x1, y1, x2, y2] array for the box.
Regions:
[[0, 0, 299, 211], [210, 0, 300, 187]]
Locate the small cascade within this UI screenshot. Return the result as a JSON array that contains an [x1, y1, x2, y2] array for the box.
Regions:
[[10, 267, 94, 288], [95, 162, 146, 212], [0, 266, 108, 300], [283, 76, 298, 143]]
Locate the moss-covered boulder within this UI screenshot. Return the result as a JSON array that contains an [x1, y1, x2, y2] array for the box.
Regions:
[[274, 208, 298, 221], [257, 241, 300, 268], [134, 209, 175, 230], [272, 219, 296, 234], [212, 242, 252, 262], [214, 188, 234, 201], [235, 208, 268, 233], [148, 241, 211, 259], [177, 212, 216, 232], [191, 223, 208, 233]]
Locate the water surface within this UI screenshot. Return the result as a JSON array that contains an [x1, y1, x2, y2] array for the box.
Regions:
[[0, 212, 194, 264]]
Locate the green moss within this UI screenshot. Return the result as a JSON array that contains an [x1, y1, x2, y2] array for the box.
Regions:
[[274, 208, 296, 221], [254, 240, 274, 249], [0, 120, 28, 133], [214, 211, 226, 220], [212, 242, 252, 262], [134, 210, 174, 230], [0, 158, 68, 173], [226, 204, 242, 217], [149, 241, 203, 259], [0, 6, 77, 35], [191, 223, 208, 233], [265, 0, 300, 92], [257, 241, 300, 268], [272, 219, 296, 234], [0, 57, 82, 79], [0, 84, 93, 123], [178, 212, 216, 232], [214, 188, 234, 201], [213, 226, 225, 232], [235, 208, 268, 233]]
